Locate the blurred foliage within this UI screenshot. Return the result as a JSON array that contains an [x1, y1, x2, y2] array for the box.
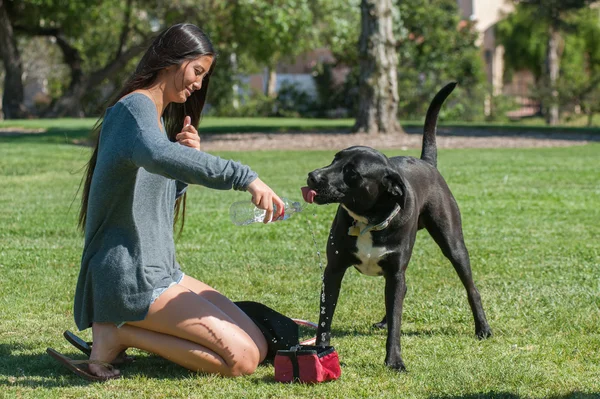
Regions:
[[270, 0, 488, 121], [232, 0, 321, 70], [394, 0, 487, 121], [4, 0, 597, 123], [497, 6, 548, 81], [557, 9, 600, 125], [498, 2, 600, 124], [273, 82, 318, 117], [316, 0, 361, 66], [209, 83, 319, 118]]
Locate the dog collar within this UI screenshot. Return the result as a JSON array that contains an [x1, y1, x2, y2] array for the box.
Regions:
[[343, 204, 402, 236]]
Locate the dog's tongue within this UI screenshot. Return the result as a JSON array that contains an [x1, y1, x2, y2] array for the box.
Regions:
[[301, 186, 317, 204]]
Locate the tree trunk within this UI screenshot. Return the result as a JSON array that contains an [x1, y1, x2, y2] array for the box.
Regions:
[[39, 0, 144, 117], [230, 52, 239, 109], [353, 0, 402, 134], [45, 34, 151, 117], [545, 24, 560, 125], [0, 0, 27, 119], [265, 66, 277, 98], [47, 34, 86, 117]]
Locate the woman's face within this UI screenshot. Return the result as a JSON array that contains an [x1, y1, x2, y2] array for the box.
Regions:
[[165, 55, 214, 103]]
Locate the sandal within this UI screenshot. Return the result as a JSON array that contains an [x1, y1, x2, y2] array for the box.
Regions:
[[46, 348, 121, 382], [63, 330, 135, 364]]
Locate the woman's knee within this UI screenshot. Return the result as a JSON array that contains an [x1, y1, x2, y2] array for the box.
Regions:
[[224, 341, 261, 377], [227, 359, 258, 377]]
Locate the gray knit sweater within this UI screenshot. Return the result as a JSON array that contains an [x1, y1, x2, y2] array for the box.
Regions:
[[74, 93, 257, 330]]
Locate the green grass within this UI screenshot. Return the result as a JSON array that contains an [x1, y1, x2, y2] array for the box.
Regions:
[[0, 135, 599, 398]]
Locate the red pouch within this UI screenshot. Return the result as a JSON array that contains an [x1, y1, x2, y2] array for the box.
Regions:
[[274, 345, 341, 383]]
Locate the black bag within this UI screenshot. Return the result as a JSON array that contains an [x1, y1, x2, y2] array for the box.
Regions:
[[234, 301, 300, 363]]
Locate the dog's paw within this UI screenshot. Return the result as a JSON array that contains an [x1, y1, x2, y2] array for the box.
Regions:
[[373, 316, 387, 329], [372, 321, 387, 329], [385, 359, 407, 372], [476, 326, 493, 340]]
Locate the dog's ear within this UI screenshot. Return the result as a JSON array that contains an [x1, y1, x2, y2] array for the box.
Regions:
[[383, 170, 405, 200]]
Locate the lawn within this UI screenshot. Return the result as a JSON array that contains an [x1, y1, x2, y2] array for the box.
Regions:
[[0, 133, 598, 398]]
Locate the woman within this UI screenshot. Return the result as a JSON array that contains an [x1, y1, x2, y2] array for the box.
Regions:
[[48, 23, 285, 381]]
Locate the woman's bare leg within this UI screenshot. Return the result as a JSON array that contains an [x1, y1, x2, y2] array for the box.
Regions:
[[88, 283, 265, 378], [88, 321, 232, 378], [179, 275, 268, 362]]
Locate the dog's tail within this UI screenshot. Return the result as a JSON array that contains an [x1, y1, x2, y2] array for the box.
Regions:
[[420, 82, 457, 168]]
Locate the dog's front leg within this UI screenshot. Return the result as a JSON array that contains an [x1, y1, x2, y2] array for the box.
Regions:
[[315, 265, 347, 347], [383, 268, 408, 371]]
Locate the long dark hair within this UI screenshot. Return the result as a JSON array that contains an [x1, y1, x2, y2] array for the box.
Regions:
[[78, 23, 215, 234]]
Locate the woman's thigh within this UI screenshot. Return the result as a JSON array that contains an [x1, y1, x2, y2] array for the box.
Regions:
[[179, 275, 267, 361], [127, 284, 262, 368]]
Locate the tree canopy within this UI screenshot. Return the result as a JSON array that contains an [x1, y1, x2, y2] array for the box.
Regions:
[[498, 1, 599, 124], [4, 0, 594, 124]]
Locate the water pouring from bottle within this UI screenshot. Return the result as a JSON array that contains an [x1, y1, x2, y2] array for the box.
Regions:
[[229, 197, 305, 225]]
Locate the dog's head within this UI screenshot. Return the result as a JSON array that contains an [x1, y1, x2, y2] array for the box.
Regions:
[[302, 146, 407, 215]]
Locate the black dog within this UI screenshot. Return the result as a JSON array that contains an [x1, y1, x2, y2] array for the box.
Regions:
[[301, 82, 492, 371]]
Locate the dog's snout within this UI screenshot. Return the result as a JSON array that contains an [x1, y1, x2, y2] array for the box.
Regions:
[[308, 171, 326, 186]]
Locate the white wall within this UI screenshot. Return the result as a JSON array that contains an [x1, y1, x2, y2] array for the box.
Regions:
[[272, 73, 317, 99]]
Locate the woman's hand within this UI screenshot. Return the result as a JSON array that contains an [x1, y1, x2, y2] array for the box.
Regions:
[[247, 178, 285, 223], [176, 116, 201, 151]]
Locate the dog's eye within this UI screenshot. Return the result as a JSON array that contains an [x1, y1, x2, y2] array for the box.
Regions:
[[343, 165, 360, 182]]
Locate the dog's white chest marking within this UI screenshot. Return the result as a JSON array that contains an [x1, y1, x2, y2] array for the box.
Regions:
[[352, 228, 391, 276], [342, 205, 392, 276]]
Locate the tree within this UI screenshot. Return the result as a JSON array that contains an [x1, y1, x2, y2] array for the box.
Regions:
[[231, 0, 320, 98], [556, 8, 600, 126], [515, 0, 598, 125], [4, 1, 233, 117], [394, 0, 486, 121], [14, 0, 159, 117], [2, 0, 154, 117], [317, 0, 485, 122], [354, 0, 401, 134], [0, 0, 27, 119], [496, 6, 547, 82]]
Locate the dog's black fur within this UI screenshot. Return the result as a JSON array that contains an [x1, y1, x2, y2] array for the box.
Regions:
[[306, 82, 492, 371]]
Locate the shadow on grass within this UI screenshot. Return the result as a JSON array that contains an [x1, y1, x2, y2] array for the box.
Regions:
[[0, 346, 204, 388], [201, 125, 352, 135], [0, 324, 460, 388], [403, 125, 600, 142], [0, 127, 92, 145], [0, 124, 354, 146], [0, 348, 281, 388], [2, 124, 598, 147], [323, 324, 466, 339], [0, 344, 90, 388], [430, 392, 600, 399]]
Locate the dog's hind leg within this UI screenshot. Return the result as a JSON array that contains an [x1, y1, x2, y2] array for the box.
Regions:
[[424, 210, 492, 339]]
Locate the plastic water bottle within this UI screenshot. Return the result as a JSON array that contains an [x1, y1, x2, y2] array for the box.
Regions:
[[229, 198, 305, 226]]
